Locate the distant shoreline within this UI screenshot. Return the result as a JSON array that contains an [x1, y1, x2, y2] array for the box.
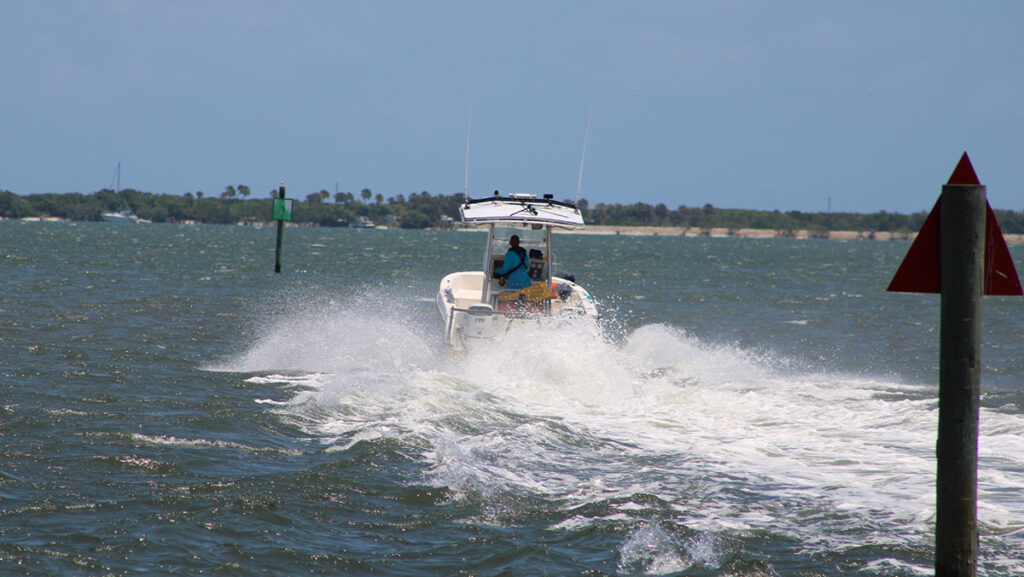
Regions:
[[9, 217, 1024, 244], [562, 225, 1024, 244]]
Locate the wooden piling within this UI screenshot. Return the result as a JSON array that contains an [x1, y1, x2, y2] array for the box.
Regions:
[[935, 181, 985, 577]]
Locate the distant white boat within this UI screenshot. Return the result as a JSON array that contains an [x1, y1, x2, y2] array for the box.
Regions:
[[101, 162, 149, 223], [101, 210, 144, 223], [350, 216, 375, 228]]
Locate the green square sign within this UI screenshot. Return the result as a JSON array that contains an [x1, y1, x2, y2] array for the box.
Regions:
[[272, 198, 294, 221]]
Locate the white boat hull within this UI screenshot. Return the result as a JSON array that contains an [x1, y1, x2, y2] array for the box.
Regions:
[[437, 271, 597, 352]]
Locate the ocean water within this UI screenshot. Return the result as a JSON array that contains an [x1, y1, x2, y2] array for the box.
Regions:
[[1, 221, 1022, 576]]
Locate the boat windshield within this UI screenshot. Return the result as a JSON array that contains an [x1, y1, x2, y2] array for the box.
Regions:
[[487, 224, 551, 284], [492, 225, 545, 252]]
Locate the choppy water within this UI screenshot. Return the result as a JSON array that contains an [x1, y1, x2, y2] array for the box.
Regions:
[[2, 221, 1022, 576]]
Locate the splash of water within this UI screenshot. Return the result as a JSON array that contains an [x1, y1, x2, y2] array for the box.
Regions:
[[219, 293, 1024, 571]]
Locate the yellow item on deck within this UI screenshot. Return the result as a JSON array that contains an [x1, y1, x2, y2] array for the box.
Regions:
[[496, 282, 550, 304]]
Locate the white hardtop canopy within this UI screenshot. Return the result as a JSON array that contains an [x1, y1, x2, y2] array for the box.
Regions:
[[460, 193, 585, 229]]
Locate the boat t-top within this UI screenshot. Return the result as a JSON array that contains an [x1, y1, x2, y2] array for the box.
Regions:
[[437, 191, 598, 352]]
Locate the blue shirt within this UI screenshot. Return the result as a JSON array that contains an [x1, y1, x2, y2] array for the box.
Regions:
[[496, 247, 531, 289]]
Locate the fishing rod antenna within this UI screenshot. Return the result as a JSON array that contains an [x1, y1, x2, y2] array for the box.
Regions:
[[464, 80, 475, 202], [575, 98, 594, 206]]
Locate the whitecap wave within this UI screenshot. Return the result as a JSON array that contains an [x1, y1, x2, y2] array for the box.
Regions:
[[227, 294, 1024, 569]]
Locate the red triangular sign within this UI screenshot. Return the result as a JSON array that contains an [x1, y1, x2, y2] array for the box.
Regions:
[[887, 152, 1022, 295], [947, 151, 980, 185], [887, 200, 1021, 295], [983, 204, 1023, 295], [887, 198, 941, 293]]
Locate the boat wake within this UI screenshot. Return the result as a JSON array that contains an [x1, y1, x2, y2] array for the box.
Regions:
[[216, 293, 1024, 574]]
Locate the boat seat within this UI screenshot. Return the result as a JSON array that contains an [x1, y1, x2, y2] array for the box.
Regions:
[[445, 272, 486, 307], [496, 300, 545, 314], [496, 282, 549, 304]]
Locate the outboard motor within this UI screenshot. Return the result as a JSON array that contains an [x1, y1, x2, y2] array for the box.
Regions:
[[462, 304, 502, 340], [556, 283, 573, 300]]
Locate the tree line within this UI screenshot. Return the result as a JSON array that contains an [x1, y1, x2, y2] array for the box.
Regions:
[[3, 187, 1024, 234]]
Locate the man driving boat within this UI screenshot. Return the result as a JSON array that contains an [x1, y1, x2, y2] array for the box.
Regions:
[[493, 234, 531, 290]]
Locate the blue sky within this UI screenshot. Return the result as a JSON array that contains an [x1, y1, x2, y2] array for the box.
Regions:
[[2, 1, 1022, 214]]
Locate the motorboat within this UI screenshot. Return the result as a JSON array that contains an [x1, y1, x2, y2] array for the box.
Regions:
[[350, 216, 376, 228], [101, 209, 146, 223], [437, 192, 598, 352]]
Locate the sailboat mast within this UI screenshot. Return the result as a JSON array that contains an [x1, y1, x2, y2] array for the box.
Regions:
[[112, 161, 121, 195]]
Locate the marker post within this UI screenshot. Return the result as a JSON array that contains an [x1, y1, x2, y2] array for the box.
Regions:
[[271, 183, 292, 274], [936, 174, 985, 577], [888, 152, 1022, 577]]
